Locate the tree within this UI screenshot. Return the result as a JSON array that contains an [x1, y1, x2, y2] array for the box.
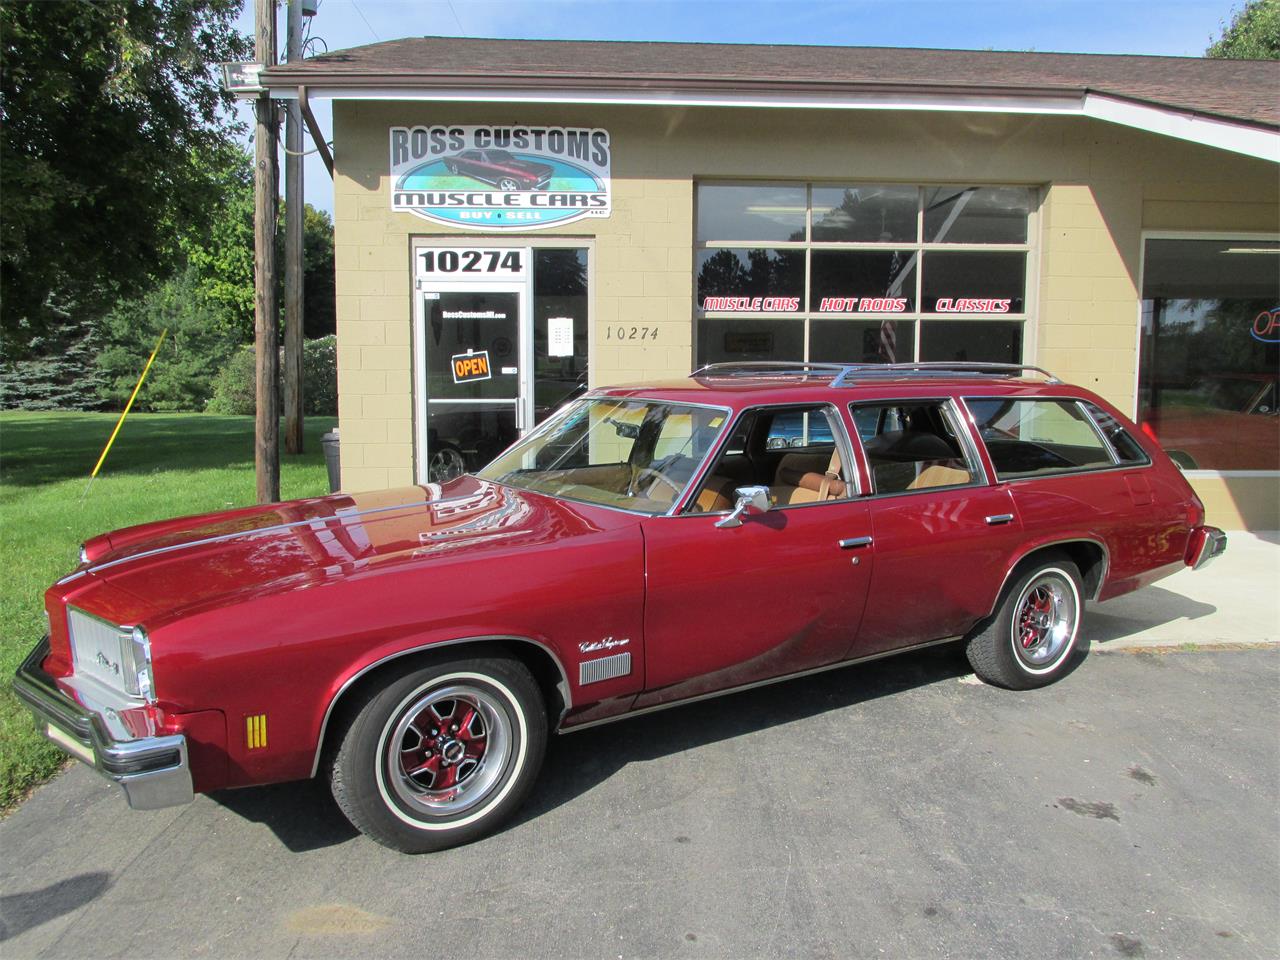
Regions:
[[95, 265, 242, 412], [0, 0, 250, 357], [1207, 0, 1280, 59]]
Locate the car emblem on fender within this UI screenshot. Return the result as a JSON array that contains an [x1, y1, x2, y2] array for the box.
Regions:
[[579, 637, 630, 653]]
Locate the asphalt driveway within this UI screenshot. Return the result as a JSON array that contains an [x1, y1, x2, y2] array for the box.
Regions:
[[2, 635, 1277, 959]]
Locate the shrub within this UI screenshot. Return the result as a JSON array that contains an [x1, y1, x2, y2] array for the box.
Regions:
[[204, 335, 337, 416], [204, 345, 257, 415]]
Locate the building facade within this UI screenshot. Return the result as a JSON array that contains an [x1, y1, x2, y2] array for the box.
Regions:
[[264, 39, 1280, 528]]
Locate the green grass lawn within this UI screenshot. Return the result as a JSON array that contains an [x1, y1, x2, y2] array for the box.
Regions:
[[0, 411, 337, 809]]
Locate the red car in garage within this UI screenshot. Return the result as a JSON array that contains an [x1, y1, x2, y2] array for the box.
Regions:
[[14, 362, 1226, 853]]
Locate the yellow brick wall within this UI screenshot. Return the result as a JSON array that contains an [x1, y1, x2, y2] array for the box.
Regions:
[[331, 102, 1278, 521]]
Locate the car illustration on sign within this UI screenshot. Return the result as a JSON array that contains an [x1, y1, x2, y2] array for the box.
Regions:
[[444, 149, 554, 191], [14, 362, 1227, 854]]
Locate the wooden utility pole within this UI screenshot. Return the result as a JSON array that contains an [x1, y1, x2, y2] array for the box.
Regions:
[[254, 0, 280, 502], [283, 0, 305, 454]]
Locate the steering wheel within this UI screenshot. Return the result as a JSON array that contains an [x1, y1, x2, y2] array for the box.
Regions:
[[632, 467, 682, 502]]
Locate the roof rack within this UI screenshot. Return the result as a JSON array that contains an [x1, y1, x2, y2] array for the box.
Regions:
[[689, 361, 1061, 386]]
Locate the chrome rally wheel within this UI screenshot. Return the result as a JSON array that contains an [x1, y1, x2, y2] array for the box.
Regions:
[[382, 684, 512, 820], [329, 657, 546, 854], [497, 177, 521, 191], [1011, 570, 1079, 674]]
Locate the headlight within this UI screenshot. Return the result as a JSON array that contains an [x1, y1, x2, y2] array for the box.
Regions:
[[78, 544, 89, 565], [120, 626, 155, 701], [67, 608, 156, 703]]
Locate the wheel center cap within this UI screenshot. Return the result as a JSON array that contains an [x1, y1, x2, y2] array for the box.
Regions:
[[440, 739, 465, 764]]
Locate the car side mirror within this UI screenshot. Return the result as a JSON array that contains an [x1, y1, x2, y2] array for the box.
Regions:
[[715, 485, 771, 529]]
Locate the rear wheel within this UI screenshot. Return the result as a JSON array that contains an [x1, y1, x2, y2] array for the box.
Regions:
[[965, 556, 1083, 689], [329, 657, 546, 853]]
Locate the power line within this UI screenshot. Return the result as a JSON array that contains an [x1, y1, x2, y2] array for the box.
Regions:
[[350, 0, 381, 41], [444, 0, 464, 33]]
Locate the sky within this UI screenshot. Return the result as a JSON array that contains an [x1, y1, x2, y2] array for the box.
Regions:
[[232, 0, 1246, 214]]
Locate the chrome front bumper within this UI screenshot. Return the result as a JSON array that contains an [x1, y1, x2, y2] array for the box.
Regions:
[[1188, 526, 1228, 571], [12, 638, 193, 810]]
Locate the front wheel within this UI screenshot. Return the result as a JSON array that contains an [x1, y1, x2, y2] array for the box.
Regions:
[[965, 556, 1083, 689], [328, 657, 546, 853], [497, 177, 521, 191]]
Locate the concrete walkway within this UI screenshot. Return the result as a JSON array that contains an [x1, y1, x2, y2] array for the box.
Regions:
[[1083, 530, 1279, 650]]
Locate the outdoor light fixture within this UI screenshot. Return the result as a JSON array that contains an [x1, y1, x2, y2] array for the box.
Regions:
[[219, 62, 265, 98]]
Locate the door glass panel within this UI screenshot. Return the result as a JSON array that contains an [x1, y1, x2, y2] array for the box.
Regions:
[[425, 402, 518, 482], [424, 291, 520, 400], [533, 248, 589, 422]]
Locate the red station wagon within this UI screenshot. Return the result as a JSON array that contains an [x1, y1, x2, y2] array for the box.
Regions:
[[14, 362, 1227, 853]]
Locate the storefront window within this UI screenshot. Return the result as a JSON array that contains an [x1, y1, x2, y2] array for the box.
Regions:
[[923, 186, 1032, 244], [533, 248, 589, 418], [695, 183, 1035, 367], [1138, 238, 1279, 471], [696, 248, 804, 308], [920, 320, 1022, 363], [696, 184, 806, 243], [811, 185, 917, 243], [698, 317, 805, 364], [810, 319, 915, 365], [920, 251, 1026, 314], [810, 251, 916, 312]]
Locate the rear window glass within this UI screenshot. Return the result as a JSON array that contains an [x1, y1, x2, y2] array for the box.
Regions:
[[967, 398, 1113, 480], [1082, 403, 1150, 466]]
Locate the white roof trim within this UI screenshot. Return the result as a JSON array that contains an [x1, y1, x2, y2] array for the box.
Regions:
[[275, 84, 1279, 161], [1083, 93, 1278, 162], [273, 84, 1084, 116]]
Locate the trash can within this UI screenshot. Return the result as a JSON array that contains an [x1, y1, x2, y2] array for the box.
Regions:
[[321, 429, 340, 493]]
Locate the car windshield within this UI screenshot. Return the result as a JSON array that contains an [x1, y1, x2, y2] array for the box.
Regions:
[[478, 398, 731, 514]]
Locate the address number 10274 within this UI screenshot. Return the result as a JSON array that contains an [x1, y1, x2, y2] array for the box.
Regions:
[[417, 248, 525, 278]]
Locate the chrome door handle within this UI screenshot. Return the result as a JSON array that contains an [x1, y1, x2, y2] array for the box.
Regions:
[[838, 536, 873, 549], [985, 513, 1015, 526]]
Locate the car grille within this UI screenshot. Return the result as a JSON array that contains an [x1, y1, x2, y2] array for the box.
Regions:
[[67, 608, 129, 694]]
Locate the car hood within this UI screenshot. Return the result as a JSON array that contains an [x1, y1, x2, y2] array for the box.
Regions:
[[61, 477, 636, 626], [510, 158, 553, 175]]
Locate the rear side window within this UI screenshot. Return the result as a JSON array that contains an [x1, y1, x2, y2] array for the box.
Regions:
[[967, 398, 1113, 480], [853, 400, 980, 494], [1082, 402, 1150, 466]]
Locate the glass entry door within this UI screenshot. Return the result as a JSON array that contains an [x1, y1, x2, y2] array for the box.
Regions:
[[413, 244, 591, 485], [419, 281, 527, 483]]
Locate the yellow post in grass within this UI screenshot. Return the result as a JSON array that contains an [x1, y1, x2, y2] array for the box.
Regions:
[[86, 328, 168, 484]]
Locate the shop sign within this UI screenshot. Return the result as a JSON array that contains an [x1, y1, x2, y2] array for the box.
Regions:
[[451, 350, 492, 384], [391, 125, 611, 231], [1252, 307, 1279, 343], [932, 298, 1012, 313], [701, 296, 800, 312]]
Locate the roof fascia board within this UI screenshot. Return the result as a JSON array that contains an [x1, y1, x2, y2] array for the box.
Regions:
[[1083, 93, 1278, 162], [270, 84, 1084, 116]]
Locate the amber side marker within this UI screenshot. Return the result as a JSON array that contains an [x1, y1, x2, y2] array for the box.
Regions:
[[245, 714, 268, 750]]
